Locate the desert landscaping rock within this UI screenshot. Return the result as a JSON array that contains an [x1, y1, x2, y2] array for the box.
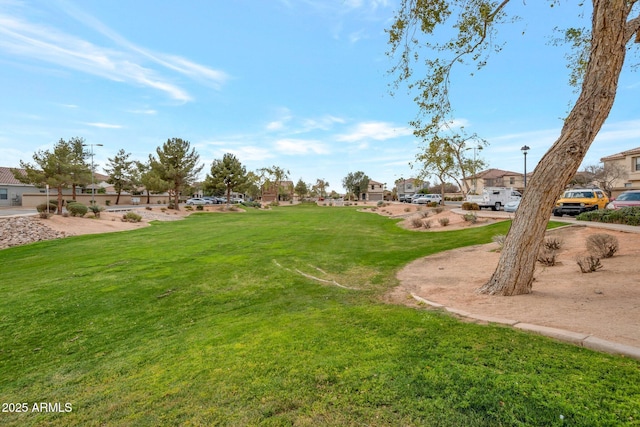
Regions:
[[0, 216, 66, 249]]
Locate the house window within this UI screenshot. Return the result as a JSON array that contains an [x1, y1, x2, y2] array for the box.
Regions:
[[635, 157, 640, 172], [0, 189, 7, 200], [371, 185, 375, 190], [509, 177, 515, 185], [406, 183, 413, 190]]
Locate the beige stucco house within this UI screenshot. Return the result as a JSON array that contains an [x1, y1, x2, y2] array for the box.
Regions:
[[464, 168, 527, 194], [600, 146, 640, 196]]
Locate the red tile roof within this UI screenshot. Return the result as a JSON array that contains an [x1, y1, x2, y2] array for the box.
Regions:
[[0, 167, 29, 185]]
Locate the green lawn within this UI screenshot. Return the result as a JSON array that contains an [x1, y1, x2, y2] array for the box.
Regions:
[[1, 204, 639, 426]]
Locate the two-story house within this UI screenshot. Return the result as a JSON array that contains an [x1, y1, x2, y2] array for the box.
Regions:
[[394, 178, 428, 201], [600, 146, 640, 196], [464, 168, 527, 194], [365, 180, 385, 202]]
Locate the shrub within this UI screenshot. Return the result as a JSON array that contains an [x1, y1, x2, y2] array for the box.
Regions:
[[67, 202, 88, 217], [463, 212, 478, 223], [196, 205, 204, 211], [433, 206, 444, 214], [185, 205, 194, 211], [438, 217, 450, 226], [377, 201, 385, 207], [461, 202, 479, 211], [36, 201, 58, 214], [537, 250, 558, 266], [576, 207, 640, 226], [577, 255, 602, 273], [411, 217, 423, 228], [122, 212, 142, 223], [39, 212, 52, 219], [105, 200, 111, 206], [423, 220, 432, 229], [404, 207, 411, 212], [544, 237, 563, 251], [145, 206, 152, 211], [421, 211, 430, 218], [428, 202, 438, 208], [88, 204, 105, 218], [586, 233, 619, 259], [492, 234, 506, 250]]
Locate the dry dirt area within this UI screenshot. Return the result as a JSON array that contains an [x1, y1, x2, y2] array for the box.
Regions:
[[39, 205, 237, 236], [374, 202, 640, 349], [33, 203, 640, 349]]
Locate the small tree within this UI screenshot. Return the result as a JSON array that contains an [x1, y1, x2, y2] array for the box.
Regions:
[[584, 163, 628, 198], [342, 171, 370, 201], [313, 178, 330, 199], [104, 149, 135, 205], [204, 153, 248, 207], [294, 178, 309, 201], [136, 160, 169, 204], [149, 138, 203, 210], [13, 139, 78, 214]]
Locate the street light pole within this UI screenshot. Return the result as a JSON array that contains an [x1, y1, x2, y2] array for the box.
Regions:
[[521, 145, 530, 190], [83, 143, 103, 205]]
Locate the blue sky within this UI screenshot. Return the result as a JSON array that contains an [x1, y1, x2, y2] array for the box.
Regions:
[[1, 0, 638, 193]]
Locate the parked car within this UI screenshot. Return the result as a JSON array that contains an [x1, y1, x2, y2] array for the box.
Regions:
[[606, 190, 640, 210], [553, 188, 609, 217], [186, 198, 208, 205], [412, 194, 442, 205], [503, 199, 521, 213], [202, 197, 219, 204]]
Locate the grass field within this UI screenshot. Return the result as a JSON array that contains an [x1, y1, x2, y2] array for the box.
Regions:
[[1, 204, 639, 426]]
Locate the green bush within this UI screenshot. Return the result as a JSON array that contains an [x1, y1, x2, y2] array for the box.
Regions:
[[88, 204, 105, 218], [122, 212, 142, 222], [463, 212, 478, 223], [576, 207, 640, 226], [67, 202, 88, 217], [36, 201, 58, 214], [241, 201, 262, 208], [461, 202, 479, 211]]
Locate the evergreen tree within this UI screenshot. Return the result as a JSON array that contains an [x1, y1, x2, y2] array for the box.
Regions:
[[204, 153, 247, 206], [105, 149, 135, 205], [149, 138, 203, 210]]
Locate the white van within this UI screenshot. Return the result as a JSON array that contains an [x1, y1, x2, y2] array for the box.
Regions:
[[466, 187, 521, 211]]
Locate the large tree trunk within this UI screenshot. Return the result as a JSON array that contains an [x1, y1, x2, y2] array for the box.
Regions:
[[479, 1, 629, 295]]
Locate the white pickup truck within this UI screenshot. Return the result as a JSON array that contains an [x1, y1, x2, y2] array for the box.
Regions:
[[466, 187, 522, 211]]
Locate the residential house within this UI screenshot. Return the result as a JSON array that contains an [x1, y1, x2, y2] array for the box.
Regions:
[[600, 146, 640, 196], [364, 180, 385, 202], [0, 167, 36, 207], [261, 180, 293, 202], [464, 168, 526, 194], [394, 178, 428, 200]]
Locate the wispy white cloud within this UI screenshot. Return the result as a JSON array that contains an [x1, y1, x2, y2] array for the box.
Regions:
[[84, 122, 123, 129], [0, 2, 229, 102], [127, 109, 157, 115], [336, 121, 413, 142], [300, 115, 345, 131], [275, 138, 330, 155], [226, 146, 276, 162]]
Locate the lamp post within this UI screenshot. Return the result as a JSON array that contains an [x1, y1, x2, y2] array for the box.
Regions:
[[521, 145, 530, 190], [83, 143, 103, 205]]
